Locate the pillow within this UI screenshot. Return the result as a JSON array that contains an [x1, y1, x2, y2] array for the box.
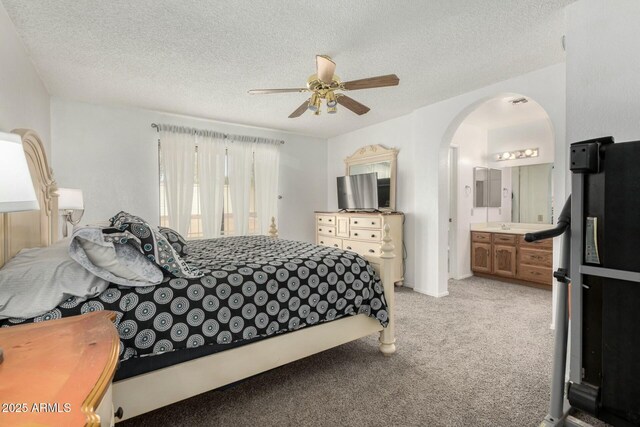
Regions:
[[158, 226, 189, 257], [69, 225, 164, 287], [109, 211, 202, 279], [0, 239, 109, 320]]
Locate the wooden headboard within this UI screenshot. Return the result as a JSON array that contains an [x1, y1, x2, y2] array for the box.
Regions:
[[0, 129, 58, 268]]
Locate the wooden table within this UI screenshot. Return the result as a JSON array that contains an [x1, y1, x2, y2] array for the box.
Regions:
[[0, 311, 120, 426]]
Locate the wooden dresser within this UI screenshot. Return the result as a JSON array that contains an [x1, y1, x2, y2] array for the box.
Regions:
[[471, 231, 553, 288], [315, 211, 404, 284], [0, 311, 120, 426]]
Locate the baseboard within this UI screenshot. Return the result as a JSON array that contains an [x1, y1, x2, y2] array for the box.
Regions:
[[413, 288, 449, 298], [454, 273, 473, 280]]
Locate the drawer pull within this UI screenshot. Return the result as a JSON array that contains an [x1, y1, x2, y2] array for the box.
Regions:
[[354, 221, 358, 224], [319, 218, 322, 221], [320, 241, 324, 244], [115, 407, 124, 419], [371, 234, 375, 238], [329, 230, 333, 233], [368, 249, 375, 253], [346, 246, 352, 250], [334, 244, 339, 247], [371, 221, 375, 225], [328, 219, 333, 222], [354, 233, 359, 236]]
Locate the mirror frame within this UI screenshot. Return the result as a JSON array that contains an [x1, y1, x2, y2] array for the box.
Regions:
[[345, 144, 398, 211]]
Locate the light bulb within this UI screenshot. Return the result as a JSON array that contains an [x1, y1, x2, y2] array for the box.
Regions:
[[524, 149, 532, 156], [503, 152, 511, 159]]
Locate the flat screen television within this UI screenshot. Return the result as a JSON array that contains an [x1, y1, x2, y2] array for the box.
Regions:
[[337, 172, 379, 210]]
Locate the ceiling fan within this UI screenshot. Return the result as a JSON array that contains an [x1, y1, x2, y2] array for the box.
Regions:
[[248, 55, 399, 118]]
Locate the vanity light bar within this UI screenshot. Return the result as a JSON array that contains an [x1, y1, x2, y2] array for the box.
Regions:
[[496, 148, 539, 161]]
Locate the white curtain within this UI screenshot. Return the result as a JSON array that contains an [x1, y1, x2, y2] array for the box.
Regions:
[[197, 133, 226, 238], [159, 128, 196, 236], [254, 142, 280, 234], [227, 140, 253, 235]]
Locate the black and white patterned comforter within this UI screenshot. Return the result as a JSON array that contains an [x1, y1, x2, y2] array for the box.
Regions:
[[1, 236, 389, 361]]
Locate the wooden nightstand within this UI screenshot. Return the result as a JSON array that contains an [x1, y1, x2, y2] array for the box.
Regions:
[[0, 311, 120, 426]]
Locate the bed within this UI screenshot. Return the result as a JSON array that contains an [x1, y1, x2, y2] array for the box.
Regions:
[[0, 129, 396, 422]]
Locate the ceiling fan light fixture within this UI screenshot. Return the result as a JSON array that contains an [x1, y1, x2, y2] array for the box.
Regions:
[[308, 93, 320, 112], [326, 91, 337, 107]]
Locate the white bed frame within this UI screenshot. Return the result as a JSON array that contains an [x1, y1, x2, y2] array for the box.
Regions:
[[1, 130, 396, 422]]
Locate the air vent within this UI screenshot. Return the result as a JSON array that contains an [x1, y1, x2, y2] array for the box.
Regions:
[[509, 97, 529, 105]]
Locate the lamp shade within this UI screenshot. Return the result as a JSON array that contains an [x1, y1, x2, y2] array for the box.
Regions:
[[0, 131, 39, 213], [57, 188, 84, 210]]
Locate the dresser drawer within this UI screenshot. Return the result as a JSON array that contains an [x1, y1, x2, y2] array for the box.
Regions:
[[519, 248, 553, 268], [518, 264, 552, 285], [471, 231, 491, 243], [317, 225, 336, 237], [518, 235, 553, 249], [349, 216, 382, 229], [493, 233, 516, 245], [317, 236, 342, 249], [349, 228, 381, 241], [316, 215, 336, 226], [343, 239, 381, 256]]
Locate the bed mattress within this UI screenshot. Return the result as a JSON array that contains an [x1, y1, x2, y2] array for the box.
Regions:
[[1, 236, 389, 370]]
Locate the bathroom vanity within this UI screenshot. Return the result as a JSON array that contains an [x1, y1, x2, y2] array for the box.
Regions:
[[470, 224, 553, 288]]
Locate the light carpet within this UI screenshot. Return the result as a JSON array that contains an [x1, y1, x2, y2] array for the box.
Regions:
[[120, 277, 578, 427]]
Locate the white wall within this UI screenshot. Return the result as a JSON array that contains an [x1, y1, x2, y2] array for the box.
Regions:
[[565, 0, 640, 144], [0, 3, 50, 154], [50, 98, 327, 243], [451, 123, 488, 279], [328, 63, 566, 298], [487, 119, 555, 169]]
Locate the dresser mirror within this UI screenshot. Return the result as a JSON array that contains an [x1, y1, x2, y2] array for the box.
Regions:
[[345, 145, 398, 211]]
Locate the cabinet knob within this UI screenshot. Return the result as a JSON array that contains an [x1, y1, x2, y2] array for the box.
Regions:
[[371, 234, 375, 238], [371, 222, 375, 225], [346, 246, 352, 250], [354, 221, 358, 224], [368, 249, 375, 253], [115, 407, 124, 419], [319, 218, 322, 221], [334, 244, 338, 247], [354, 233, 358, 236], [320, 241, 324, 244]]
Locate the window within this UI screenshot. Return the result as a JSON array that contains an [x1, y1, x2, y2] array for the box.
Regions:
[[159, 148, 258, 239]]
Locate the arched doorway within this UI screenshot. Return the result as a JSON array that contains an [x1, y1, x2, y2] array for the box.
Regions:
[[444, 93, 556, 288]]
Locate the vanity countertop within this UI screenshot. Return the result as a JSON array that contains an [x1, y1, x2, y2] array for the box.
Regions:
[[470, 222, 552, 235]]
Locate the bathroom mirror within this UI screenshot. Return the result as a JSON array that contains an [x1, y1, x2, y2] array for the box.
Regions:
[[345, 144, 398, 210], [510, 163, 553, 224], [473, 167, 501, 208]]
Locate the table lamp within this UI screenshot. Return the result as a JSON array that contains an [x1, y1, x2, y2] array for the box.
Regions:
[[0, 131, 40, 364], [57, 188, 84, 237]]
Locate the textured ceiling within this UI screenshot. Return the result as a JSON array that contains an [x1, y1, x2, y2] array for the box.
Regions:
[[2, 0, 574, 138]]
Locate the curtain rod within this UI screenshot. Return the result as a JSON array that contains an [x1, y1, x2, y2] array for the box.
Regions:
[[151, 123, 285, 145]]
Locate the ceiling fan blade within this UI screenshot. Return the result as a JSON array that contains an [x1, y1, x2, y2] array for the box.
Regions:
[[342, 74, 399, 91], [248, 88, 308, 95], [336, 95, 370, 115], [288, 100, 310, 118], [316, 55, 336, 84]]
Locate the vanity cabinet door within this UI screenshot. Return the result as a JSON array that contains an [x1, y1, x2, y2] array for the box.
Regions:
[[493, 245, 517, 277], [471, 242, 492, 273]]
